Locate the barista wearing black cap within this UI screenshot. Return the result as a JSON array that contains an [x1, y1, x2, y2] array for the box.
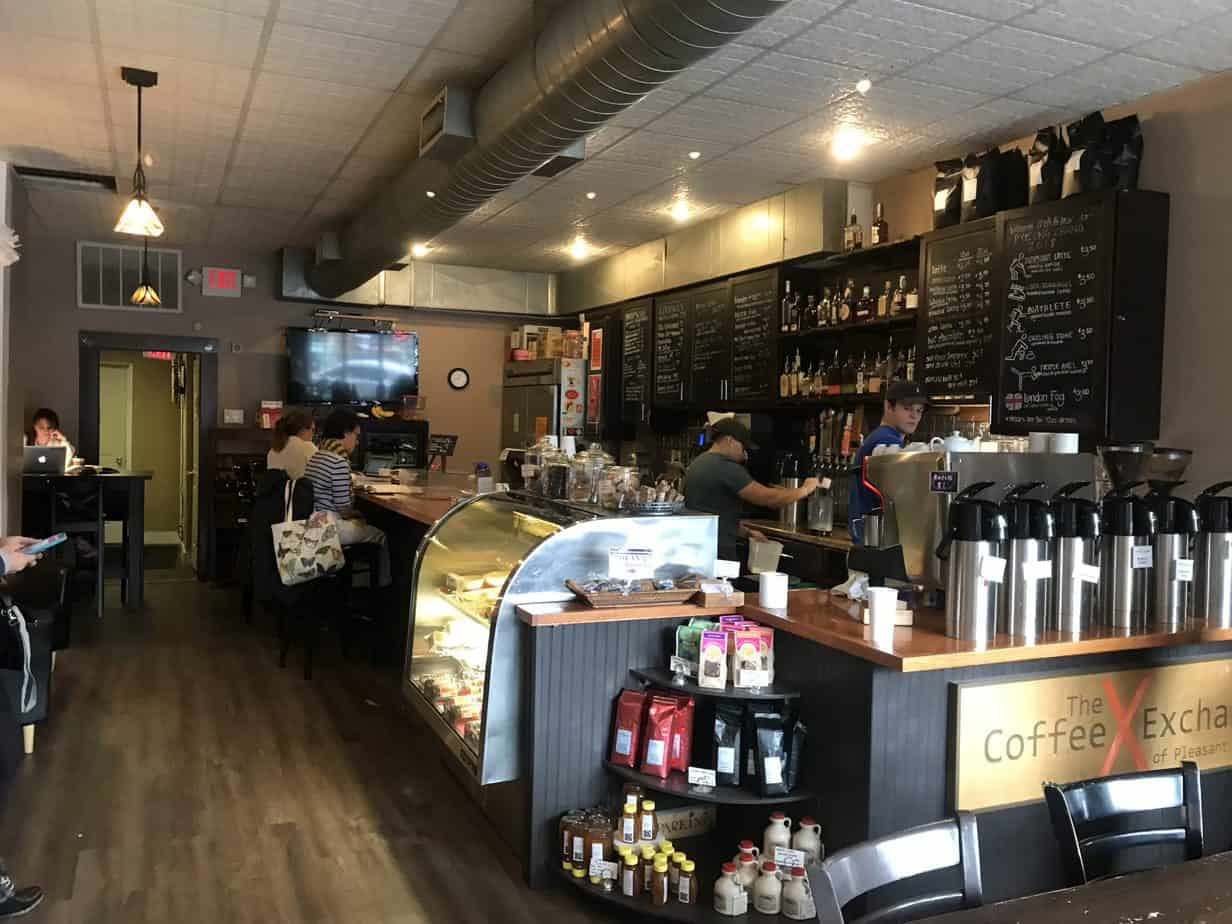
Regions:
[[849, 381, 928, 541], [684, 418, 819, 562]]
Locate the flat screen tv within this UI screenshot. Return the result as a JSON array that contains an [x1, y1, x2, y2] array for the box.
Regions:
[[286, 328, 419, 405]]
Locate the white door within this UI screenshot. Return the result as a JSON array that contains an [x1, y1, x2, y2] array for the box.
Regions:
[[99, 363, 133, 544]]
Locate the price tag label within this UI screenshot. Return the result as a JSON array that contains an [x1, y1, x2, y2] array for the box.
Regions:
[[981, 556, 1007, 584], [1131, 546, 1153, 569], [934, 189, 949, 211], [774, 847, 807, 871], [1175, 559, 1195, 582], [1076, 563, 1102, 584], [669, 655, 698, 678], [687, 766, 717, 788], [736, 668, 770, 688], [700, 581, 732, 596], [1023, 559, 1053, 582], [589, 858, 620, 879], [820, 477, 832, 491], [962, 174, 977, 203], [930, 471, 959, 494], [714, 559, 741, 579], [609, 548, 653, 580]]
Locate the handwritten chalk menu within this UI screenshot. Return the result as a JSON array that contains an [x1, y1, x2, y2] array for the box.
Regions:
[[621, 301, 651, 406], [994, 197, 1110, 433], [918, 219, 997, 399], [653, 296, 690, 403], [689, 285, 730, 405], [730, 271, 778, 401]]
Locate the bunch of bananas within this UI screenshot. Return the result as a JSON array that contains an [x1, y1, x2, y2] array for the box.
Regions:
[[370, 403, 396, 419]]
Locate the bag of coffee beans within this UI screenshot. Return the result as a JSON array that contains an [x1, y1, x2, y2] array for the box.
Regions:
[[961, 148, 1006, 222], [1028, 127, 1069, 204], [1001, 147, 1028, 211], [933, 159, 963, 228], [1063, 111, 1112, 198], [1105, 114, 1143, 190], [713, 703, 742, 786]]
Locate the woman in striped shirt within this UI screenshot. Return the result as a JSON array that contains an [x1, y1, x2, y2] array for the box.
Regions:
[[304, 409, 390, 586]]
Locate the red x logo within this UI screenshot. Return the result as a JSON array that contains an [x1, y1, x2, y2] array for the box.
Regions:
[[1100, 674, 1153, 775]]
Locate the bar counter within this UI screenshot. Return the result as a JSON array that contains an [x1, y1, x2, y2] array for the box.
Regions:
[[356, 489, 457, 526]]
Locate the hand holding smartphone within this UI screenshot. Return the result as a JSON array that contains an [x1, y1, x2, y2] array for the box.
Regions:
[[23, 533, 67, 555]]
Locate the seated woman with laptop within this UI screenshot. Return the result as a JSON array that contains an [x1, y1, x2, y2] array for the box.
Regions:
[[23, 409, 75, 473]]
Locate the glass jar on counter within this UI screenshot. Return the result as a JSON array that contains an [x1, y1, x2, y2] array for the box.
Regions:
[[583, 813, 611, 866], [569, 445, 615, 503], [540, 447, 571, 500], [598, 464, 640, 510]]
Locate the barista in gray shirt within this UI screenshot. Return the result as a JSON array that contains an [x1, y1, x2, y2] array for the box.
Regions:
[[683, 418, 818, 562]]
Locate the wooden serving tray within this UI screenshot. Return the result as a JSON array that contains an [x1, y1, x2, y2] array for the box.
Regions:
[[565, 579, 697, 608]]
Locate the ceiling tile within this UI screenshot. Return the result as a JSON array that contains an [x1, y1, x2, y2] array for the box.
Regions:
[[644, 96, 799, 144], [906, 0, 1037, 21], [0, 33, 100, 86], [208, 205, 304, 249], [1136, 12, 1232, 72], [583, 124, 633, 158], [1013, 54, 1202, 110], [247, 72, 390, 129], [664, 43, 762, 96], [739, 0, 844, 48], [431, 0, 531, 58], [262, 22, 423, 90], [277, 0, 456, 46], [708, 52, 860, 114], [962, 26, 1106, 73], [596, 130, 732, 168], [102, 48, 251, 114], [672, 163, 793, 204], [399, 48, 496, 97], [95, 0, 264, 68], [608, 89, 688, 129], [1014, 0, 1215, 51], [0, 0, 92, 42], [901, 51, 1051, 96]]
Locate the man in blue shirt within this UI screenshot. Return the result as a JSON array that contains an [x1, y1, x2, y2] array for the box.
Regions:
[[848, 381, 927, 541]]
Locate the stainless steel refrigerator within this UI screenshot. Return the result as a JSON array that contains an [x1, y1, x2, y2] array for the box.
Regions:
[[501, 359, 586, 448]]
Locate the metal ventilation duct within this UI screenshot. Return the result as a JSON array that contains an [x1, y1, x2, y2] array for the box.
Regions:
[[307, 0, 788, 298]]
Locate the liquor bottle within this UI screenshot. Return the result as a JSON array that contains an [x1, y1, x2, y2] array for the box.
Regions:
[[790, 349, 802, 397], [906, 346, 916, 381], [855, 285, 874, 321], [818, 288, 832, 328], [855, 351, 868, 394], [868, 352, 883, 394], [781, 280, 793, 333], [840, 413, 855, 456], [878, 280, 892, 318], [905, 279, 919, 312], [838, 281, 854, 324], [894, 347, 908, 382], [790, 285, 801, 333], [779, 357, 791, 398], [804, 294, 817, 331], [892, 274, 906, 315], [826, 349, 841, 397], [844, 213, 863, 252], [871, 202, 888, 246], [841, 353, 856, 395], [883, 343, 896, 386]]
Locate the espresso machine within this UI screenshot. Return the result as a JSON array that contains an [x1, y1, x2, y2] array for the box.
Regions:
[[936, 482, 1007, 644], [1000, 482, 1054, 642], [1050, 482, 1100, 636], [1197, 482, 1232, 628], [1097, 444, 1156, 630], [1145, 448, 1198, 629]]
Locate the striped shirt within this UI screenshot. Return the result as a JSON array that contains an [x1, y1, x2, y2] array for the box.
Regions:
[[304, 450, 353, 513]]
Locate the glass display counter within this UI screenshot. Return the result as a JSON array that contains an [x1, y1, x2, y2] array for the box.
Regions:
[[404, 491, 717, 785]]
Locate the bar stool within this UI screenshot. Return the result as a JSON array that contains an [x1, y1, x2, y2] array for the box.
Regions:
[[339, 543, 383, 662], [48, 477, 105, 620], [1044, 761, 1203, 885], [810, 813, 983, 923]]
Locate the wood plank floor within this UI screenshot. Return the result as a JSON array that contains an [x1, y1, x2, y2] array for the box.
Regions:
[[0, 579, 618, 923]]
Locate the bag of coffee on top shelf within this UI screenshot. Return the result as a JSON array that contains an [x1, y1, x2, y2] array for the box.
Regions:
[[1028, 127, 1069, 204], [1063, 111, 1112, 198], [1000, 147, 1028, 211], [1105, 113, 1144, 191], [933, 159, 963, 229]]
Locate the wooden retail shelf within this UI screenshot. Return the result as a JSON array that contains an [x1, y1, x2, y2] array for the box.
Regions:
[[517, 600, 740, 628], [604, 762, 813, 807], [631, 667, 800, 702]]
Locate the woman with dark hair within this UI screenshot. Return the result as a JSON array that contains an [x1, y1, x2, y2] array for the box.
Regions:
[[25, 409, 74, 469], [303, 409, 390, 586], [266, 410, 316, 479]]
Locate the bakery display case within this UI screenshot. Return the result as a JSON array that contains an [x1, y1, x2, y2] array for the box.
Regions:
[[405, 491, 718, 785]]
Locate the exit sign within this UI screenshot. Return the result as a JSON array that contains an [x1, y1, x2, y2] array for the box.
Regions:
[[202, 266, 241, 298]]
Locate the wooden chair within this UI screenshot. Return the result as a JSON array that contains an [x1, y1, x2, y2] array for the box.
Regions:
[[810, 813, 983, 923], [1044, 761, 1203, 885]]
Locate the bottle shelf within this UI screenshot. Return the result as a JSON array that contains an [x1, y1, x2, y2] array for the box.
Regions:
[[604, 762, 814, 807], [779, 315, 918, 339], [631, 667, 801, 702], [787, 236, 921, 273]]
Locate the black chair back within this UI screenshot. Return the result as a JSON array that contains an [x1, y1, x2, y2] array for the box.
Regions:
[[1044, 760, 1203, 885], [810, 813, 983, 924]]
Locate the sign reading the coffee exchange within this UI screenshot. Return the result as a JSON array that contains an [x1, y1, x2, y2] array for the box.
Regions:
[[952, 658, 1232, 811]]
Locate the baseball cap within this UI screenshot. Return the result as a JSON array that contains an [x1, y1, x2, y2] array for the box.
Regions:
[[710, 417, 757, 450], [886, 380, 928, 406]]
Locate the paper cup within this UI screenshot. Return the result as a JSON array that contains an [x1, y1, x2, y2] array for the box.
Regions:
[[1051, 432, 1079, 454], [867, 586, 899, 647], [560, 435, 577, 457], [758, 571, 789, 610], [1028, 432, 1051, 453]]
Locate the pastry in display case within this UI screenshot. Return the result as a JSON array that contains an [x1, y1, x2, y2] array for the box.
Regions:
[[405, 491, 718, 785]]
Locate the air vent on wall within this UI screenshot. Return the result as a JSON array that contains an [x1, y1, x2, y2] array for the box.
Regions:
[[13, 167, 117, 192]]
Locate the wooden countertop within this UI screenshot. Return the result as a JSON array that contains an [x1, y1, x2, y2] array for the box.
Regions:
[[741, 519, 853, 553], [743, 588, 1232, 672], [516, 600, 742, 627], [356, 491, 458, 526]]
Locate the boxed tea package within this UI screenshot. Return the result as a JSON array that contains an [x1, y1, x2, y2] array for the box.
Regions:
[[609, 689, 647, 768], [698, 630, 728, 689]]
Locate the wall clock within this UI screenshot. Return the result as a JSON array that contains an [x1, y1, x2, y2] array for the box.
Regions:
[[448, 367, 470, 390]]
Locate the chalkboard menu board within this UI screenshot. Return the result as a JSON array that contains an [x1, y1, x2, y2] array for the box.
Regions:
[[653, 296, 690, 403], [621, 301, 651, 407], [730, 271, 778, 401], [918, 219, 996, 399], [994, 197, 1112, 433], [690, 285, 729, 405]]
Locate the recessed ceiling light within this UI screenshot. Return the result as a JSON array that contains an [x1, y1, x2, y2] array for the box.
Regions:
[[411, 243, 430, 258], [831, 124, 867, 162], [670, 199, 691, 222], [856, 78, 872, 95], [586, 191, 596, 200], [425, 190, 436, 198], [688, 151, 701, 160], [569, 236, 589, 261]]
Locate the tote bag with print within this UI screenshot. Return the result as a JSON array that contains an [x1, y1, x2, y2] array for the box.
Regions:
[[271, 479, 345, 586]]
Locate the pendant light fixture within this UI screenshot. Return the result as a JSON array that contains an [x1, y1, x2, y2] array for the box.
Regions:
[[130, 237, 161, 307], [114, 67, 164, 238]]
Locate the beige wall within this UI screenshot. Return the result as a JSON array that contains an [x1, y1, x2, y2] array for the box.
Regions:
[[8, 228, 509, 477], [872, 70, 1232, 495], [100, 350, 180, 533]]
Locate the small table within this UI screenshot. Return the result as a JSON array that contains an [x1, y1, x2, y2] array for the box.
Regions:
[[22, 471, 151, 610], [927, 852, 1232, 922]]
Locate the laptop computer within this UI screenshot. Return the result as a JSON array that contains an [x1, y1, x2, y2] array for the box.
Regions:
[[24, 446, 68, 474]]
